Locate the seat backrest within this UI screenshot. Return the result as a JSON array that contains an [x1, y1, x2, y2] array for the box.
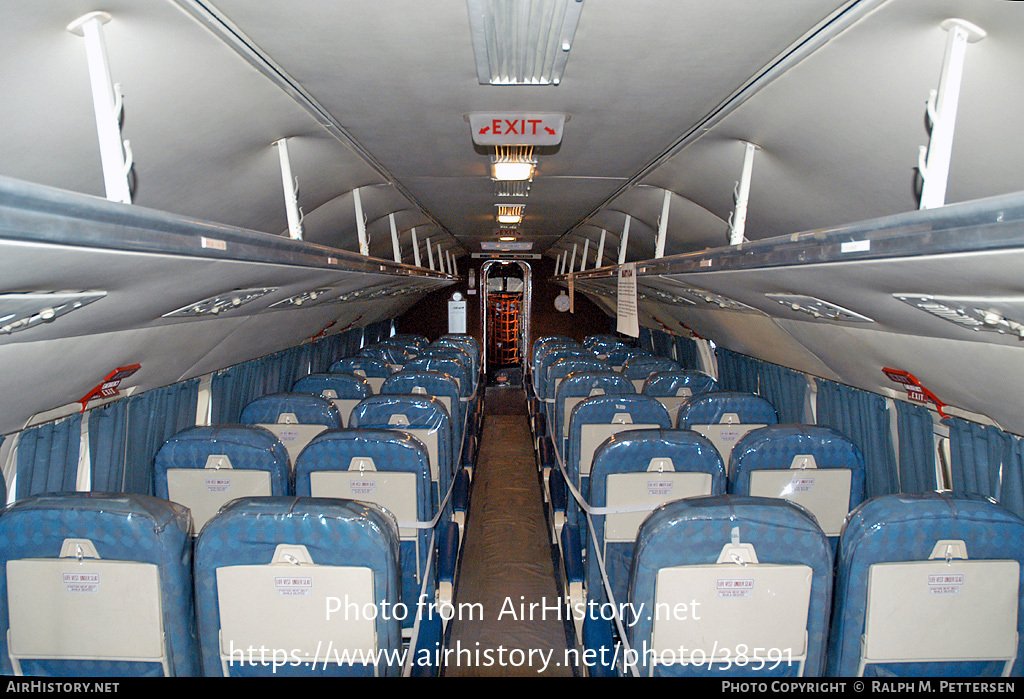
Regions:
[[534, 345, 592, 405], [154, 424, 290, 532], [418, 346, 476, 387], [620, 355, 683, 391], [390, 333, 430, 351], [380, 370, 462, 455], [295, 429, 433, 614], [547, 357, 610, 426], [583, 334, 633, 356], [435, 334, 480, 375], [194, 497, 402, 676], [676, 391, 778, 465], [359, 343, 413, 367], [729, 425, 866, 538], [553, 369, 634, 453], [587, 428, 725, 606], [566, 394, 672, 529], [348, 394, 454, 512], [641, 370, 719, 423], [531, 335, 575, 371], [404, 356, 472, 400], [292, 373, 373, 426], [0, 492, 198, 677], [829, 492, 1024, 677], [239, 393, 343, 466], [629, 495, 832, 677], [329, 357, 395, 393]]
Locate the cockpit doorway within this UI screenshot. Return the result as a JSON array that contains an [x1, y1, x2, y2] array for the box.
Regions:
[[479, 260, 532, 388]]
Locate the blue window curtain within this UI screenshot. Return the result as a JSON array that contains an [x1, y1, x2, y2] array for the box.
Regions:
[[88, 399, 129, 492], [894, 400, 937, 493], [674, 336, 699, 370], [15, 414, 81, 499], [716, 348, 760, 395], [638, 328, 654, 354], [944, 416, 1018, 512], [124, 380, 199, 496], [650, 330, 675, 359], [1002, 436, 1024, 519], [758, 362, 807, 424], [816, 381, 898, 498]]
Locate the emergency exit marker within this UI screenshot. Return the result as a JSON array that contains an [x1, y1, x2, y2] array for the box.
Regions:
[[883, 367, 948, 417], [469, 113, 565, 146], [78, 364, 141, 410]]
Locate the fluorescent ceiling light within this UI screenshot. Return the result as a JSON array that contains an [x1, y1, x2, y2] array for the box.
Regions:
[[491, 145, 536, 181], [492, 161, 535, 181], [467, 0, 584, 85], [496, 204, 524, 225]]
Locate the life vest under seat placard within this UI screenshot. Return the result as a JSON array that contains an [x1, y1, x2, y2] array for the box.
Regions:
[[7, 558, 165, 661], [748, 469, 852, 536], [216, 564, 377, 659], [863, 559, 1019, 663], [651, 563, 812, 659], [167, 469, 272, 532], [309, 471, 419, 539], [605, 472, 712, 543]]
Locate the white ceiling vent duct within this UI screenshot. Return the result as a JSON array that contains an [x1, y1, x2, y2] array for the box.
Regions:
[[467, 0, 584, 85]]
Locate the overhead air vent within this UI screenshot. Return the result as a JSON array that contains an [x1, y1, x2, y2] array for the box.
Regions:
[[163, 288, 276, 318], [269, 288, 337, 309], [766, 294, 873, 323], [895, 294, 1024, 338], [653, 279, 759, 313], [0, 291, 105, 335], [637, 283, 697, 307], [467, 0, 584, 85]]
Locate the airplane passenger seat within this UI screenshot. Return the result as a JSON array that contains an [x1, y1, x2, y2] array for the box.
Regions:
[[676, 391, 779, 466], [829, 491, 1024, 677], [154, 424, 291, 533], [728, 425, 866, 544], [238, 392, 342, 467], [194, 497, 403, 676], [620, 355, 683, 392], [291, 372, 373, 426], [0, 492, 198, 676], [294, 428, 450, 638], [329, 356, 395, 394], [641, 369, 720, 424], [625, 496, 832, 677]]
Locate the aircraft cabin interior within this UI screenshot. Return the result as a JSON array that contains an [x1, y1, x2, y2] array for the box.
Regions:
[[0, 0, 1023, 680]]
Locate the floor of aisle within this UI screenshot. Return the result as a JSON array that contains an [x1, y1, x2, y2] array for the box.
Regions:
[[443, 386, 575, 677]]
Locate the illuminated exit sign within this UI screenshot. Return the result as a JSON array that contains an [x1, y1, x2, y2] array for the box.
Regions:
[[469, 113, 565, 146]]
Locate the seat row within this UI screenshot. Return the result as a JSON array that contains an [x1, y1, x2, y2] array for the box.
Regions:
[[583, 491, 1024, 678], [0, 492, 423, 676], [0, 332, 483, 677], [530, 336, 1024, 677]]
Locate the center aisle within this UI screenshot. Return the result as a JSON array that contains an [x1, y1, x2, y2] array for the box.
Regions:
[[444, 387, 575, 677]]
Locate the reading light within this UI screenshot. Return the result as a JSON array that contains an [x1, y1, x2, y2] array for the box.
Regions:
[[496, 204, 524, 225], [491, 145, 536, 181]]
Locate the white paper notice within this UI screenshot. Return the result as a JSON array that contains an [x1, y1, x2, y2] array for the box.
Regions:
[[617, 263, 639, 337]]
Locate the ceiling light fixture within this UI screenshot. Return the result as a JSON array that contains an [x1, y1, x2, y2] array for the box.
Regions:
[[491, 145, 536, 181], [467, 0, 584, 86], [496, 204, 524, 225]]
